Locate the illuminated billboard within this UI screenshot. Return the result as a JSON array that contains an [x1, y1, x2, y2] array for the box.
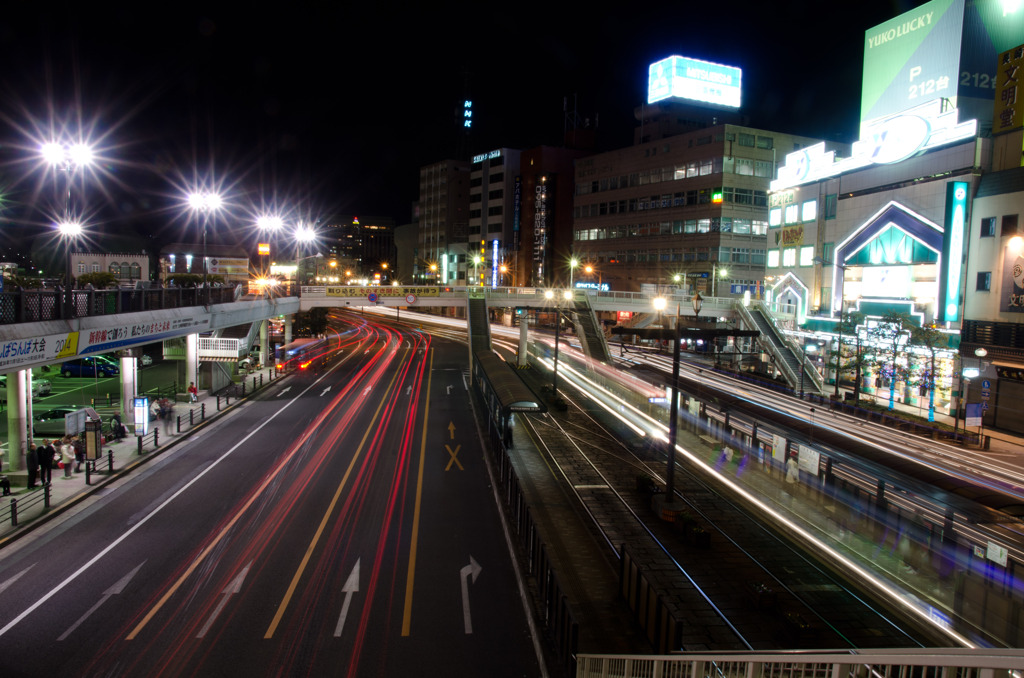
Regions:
[[860, 0, 965, 131], [647, 56, 741, 108]]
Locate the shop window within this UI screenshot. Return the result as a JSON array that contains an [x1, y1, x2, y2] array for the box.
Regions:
[[977, 272, 991, 291]]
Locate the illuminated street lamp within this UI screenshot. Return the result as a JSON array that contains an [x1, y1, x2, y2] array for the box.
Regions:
[[42, 141, 94, 315], [568, 257, 579, 289], [472, 255, 482, 286], [186, 191, 224, 295], [712, 264, 729, 297]]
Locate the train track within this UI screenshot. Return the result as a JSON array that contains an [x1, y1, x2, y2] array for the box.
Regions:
[[518, 371, 932, 650]]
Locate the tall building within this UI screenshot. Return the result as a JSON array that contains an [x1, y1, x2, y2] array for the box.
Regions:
[[468, 149, 521, 286], [417, 160, 471, 285], [321, 216, 396, 284], [573, 122, 827, 296]]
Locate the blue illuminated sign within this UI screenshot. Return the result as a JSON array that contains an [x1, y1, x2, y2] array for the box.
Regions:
[[491, 239, 500, 288], [939, 181, 968, 322], [647, 55, 742, 108]]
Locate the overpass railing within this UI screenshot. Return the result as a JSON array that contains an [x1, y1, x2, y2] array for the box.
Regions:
[[0, 284, 248, 325], [576, 649, 1024, 678]]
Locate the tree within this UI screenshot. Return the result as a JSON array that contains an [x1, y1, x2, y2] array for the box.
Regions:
[[909, 323, 949, 423], [827, 309, 864, 398], [869, 311, 914, 411], [77, 271, 118, 289]]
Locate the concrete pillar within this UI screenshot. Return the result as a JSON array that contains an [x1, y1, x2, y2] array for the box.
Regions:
[[260, 319, 269, 366], [5, 370, 28, 473], [187, 333, 199, 392], [120, 355, 138, 418], [285, 315, 293, 346], [518, 313, 529, 368]]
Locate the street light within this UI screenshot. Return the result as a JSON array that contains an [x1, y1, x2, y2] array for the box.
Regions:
[[568, 257, 579, 289], [712, 264, 729, 297], [545, 289, 573, 401], [472, 255, 482, 286], [186, 191, 224, 295], [56, 220, 84, 316], [42, 141, 94, 316]]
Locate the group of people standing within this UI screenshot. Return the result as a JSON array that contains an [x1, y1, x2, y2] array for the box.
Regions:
[[26, 436, 85, 487]]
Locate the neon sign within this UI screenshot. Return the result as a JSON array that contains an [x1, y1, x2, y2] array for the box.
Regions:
[[940, 181, 968, 322], [771, 100, 977, 191]]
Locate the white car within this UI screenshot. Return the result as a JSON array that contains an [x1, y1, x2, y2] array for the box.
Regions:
[[141, 355, 153, 366], [0, 375, 51, 403]]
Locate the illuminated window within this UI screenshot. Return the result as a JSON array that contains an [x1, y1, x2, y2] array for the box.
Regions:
[[697, 219, 711, 233], [799, 246, 814, 267], [733, 218, 751, 234], [735, 158, 753, 176], [752, 220, 768, 235], [801, 200, 817, 222], [700, 159, 713, 176], [769, 208, 782, 227], [767, 250, 780, 268], [754, 161, 772, 178], [784, 204, 799, 224], [782, 248, 796, 267]]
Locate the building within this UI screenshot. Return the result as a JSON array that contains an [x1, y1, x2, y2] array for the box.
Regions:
[[417, 159, 471, 286], [764, 0, 1023, 423], [572, 120, 827, 296], [70, 252, 150, 285], [467, 149, 521, 287], [158, 244, 250, 284], [321, 216, 396, 285]]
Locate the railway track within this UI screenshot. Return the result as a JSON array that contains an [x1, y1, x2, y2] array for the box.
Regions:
[[518, 371, 933, 650]]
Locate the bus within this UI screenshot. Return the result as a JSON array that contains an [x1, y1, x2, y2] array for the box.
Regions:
[[274, 337, 329, 372]]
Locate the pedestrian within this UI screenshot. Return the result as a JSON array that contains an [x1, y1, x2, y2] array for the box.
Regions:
[[161, 398, 174, 434], [187, 381, 198, 403], [61, 438, 75, 478], [111, 412, 125, 440], [785, 454, 800, 486], [39, 439, 55, 485], [0, 473, 9, 496], [74, 437, 85, 472], [27, 442, 40, 488]]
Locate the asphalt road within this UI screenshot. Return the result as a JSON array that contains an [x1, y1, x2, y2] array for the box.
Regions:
[[0, 315, 540, 677]]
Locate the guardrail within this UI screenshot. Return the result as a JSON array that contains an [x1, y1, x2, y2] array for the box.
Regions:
[[576, 649, 1024, 678], [0, 483, 51, 527], [0, 284, 246, 325]]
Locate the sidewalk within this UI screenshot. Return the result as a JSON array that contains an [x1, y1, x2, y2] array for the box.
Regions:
[[0, 366, 281, 547]]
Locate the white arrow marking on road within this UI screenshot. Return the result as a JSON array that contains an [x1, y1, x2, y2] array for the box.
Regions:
[[460, 556, 482, 634], [406, 386, 412, 396], [405, 341, 411, 349], [333, 559, 361, 637], [363, 386, 372, 396], [0, 565, 35, 596], [59, 562, 144, 641], [446, 385, 453, 395], [321, 386, 332, 397], [197, 561, 252, 638], [279, 386, 292, 396]]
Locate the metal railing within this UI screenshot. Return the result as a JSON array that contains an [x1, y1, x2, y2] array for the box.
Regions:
[[576, 649, 1024, 678], [0, 284, 247, 325]]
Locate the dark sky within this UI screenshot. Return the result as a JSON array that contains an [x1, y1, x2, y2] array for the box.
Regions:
[[0, 1, 930, 263]]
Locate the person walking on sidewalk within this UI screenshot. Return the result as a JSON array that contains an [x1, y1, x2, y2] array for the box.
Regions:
[[60, 438, 75, 478], [160, 398, 175, 435], [39, 440, 55, 485], [188, 382, 198, 403]]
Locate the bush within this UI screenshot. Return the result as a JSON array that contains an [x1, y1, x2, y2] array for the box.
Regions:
[[77, 271, 118, 289]]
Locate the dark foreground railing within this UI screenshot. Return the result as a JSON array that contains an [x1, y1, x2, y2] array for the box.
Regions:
[[0, 284, 249, 325]]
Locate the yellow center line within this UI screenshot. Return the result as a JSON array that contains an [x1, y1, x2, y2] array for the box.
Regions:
[[265, 348, 410, 638], [401, 348, 433, 636]]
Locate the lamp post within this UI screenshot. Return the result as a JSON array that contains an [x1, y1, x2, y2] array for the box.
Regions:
[[42, 141, 93, 316], [568, 256, 579, 290], [472, 255, 482, 286], [545, 289, 573, 401], [799, 343, 818, 399], [187, 191, 223, 299], [712, 264, 728, 297]]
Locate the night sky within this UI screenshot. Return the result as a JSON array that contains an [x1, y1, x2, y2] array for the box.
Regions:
[[0, 1, 931, 268]]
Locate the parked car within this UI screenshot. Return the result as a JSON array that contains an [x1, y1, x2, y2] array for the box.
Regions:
[[141, 354, 154, 366], [32, 406, 80, 437], [60, 356, 120, 378], [0, 375, 52, 403]]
